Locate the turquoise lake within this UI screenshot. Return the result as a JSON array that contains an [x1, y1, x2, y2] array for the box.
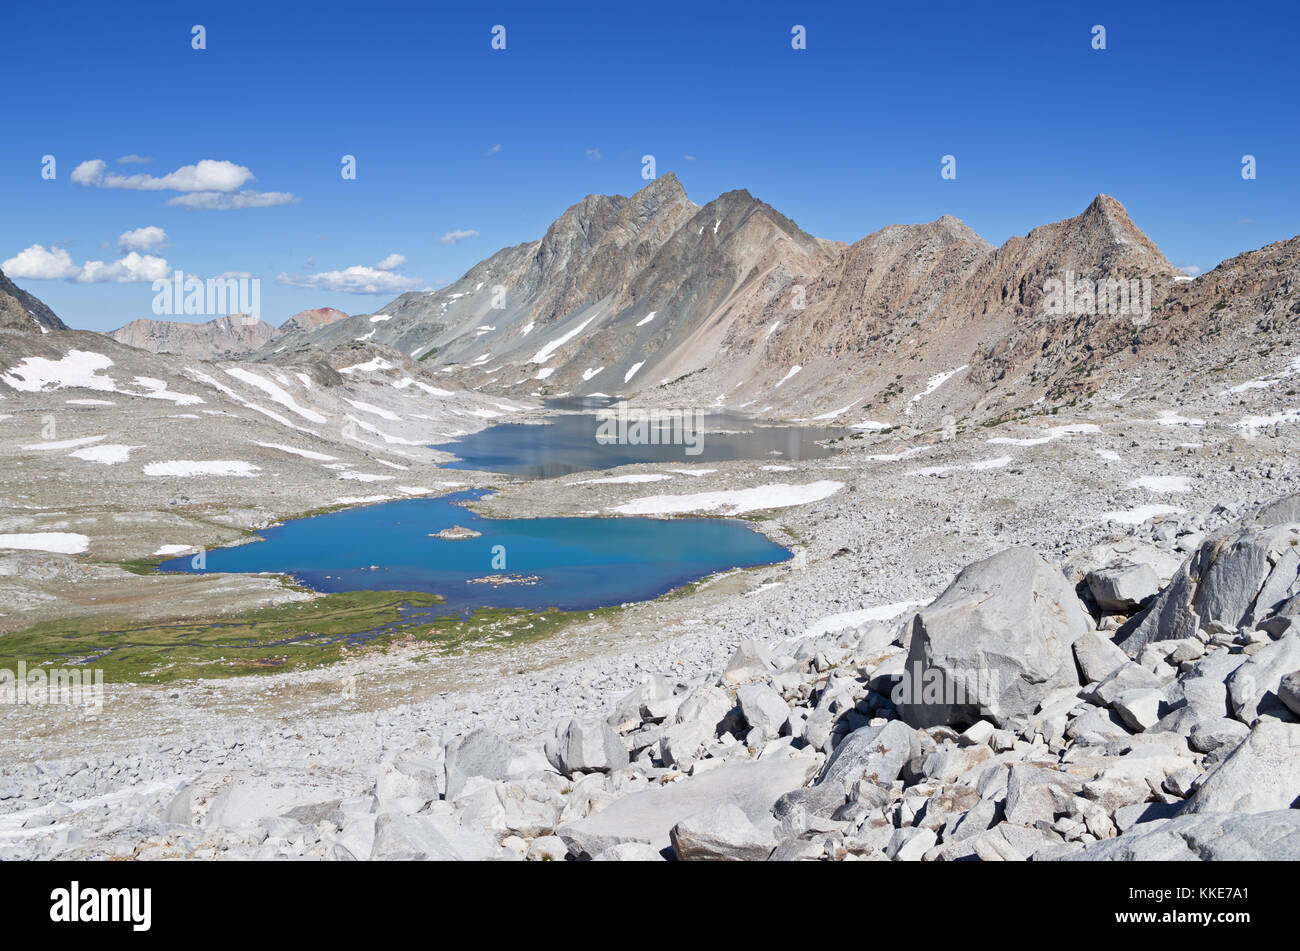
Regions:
[[157, 491, 790, 614]]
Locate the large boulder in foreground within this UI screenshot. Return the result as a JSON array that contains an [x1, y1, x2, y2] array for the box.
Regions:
[[669, 804, 777, 861], [1064, 810, 1300, 861], [897, 547, 1091, 729], [1179, 720, 1300, 815], [1225, 632, 1300, 723], [1086, 563, 1160, 614], [371, 812, 504, 861], [545, 718, 629, 777], [557, 757, 816, 859], [1120, 493, 1300, 652], [1281, 671, 1300, 718], [814, 720, 918, 791], [444, 729, 550, 801], [165, 767, 366, 831]]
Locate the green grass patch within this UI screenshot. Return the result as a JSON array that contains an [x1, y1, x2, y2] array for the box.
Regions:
[[421, 603, 624, 656], [0, 590, 444, 683], [0, 588, 634, 685], [115, 555, 170, 576]]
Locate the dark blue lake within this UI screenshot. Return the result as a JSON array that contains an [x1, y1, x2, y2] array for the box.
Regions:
[[157, 491, 790, 613], [432, 404, 844, 479]]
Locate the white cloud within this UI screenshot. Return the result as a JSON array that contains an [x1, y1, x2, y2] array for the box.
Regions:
[[2, 244, 169, 283], [167, 190, 299, 210], [76, 252, 171, 284], [2, 245, 81, 280], [118, 226, 168, 252], [71, 157, 299, 211], [486, 144, 502, 156], [277, 264, 424, 295], [72, 158, 254, 192], [585, 148, 602, 161], [70, 159, 108, 186], [116, 154, 152, 164], [375, 253, 406, 271], [438, 229, 479, 245]]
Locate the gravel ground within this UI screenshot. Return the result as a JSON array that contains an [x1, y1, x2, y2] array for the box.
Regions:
[[1, 368, 1296, 858]]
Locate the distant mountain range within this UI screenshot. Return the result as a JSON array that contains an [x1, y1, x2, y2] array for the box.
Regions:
[[107, 308, 349, 360], [259, 173, 1298, 425], [5, 175, 1297, 427]]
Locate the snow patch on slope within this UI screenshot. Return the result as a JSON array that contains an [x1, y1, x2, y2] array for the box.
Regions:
[[611, 481, 843, 516], [0, 533, 90, 554], [144, 460, 262, 478]]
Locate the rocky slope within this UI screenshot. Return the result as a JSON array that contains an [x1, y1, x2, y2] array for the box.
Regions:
[[0, 323, 534, 583], [264, 174, 700, 365], [2, 191, 1299, 864], [5, 484, 1297, 861], [759, 194, 1180, 421], [109, 314, 276, 360], [276, 306, 349, 337], [262, 178, 1296, 436], [0, 267, 67, 334]]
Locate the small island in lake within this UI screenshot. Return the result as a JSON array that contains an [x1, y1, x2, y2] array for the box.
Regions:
[[430, 525, 482, 540]]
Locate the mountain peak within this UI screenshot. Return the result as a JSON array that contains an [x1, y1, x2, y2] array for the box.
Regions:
[[0, 267, 67, 333], [108, 314, 275, 359], [278, 306, 349, 336], [635, 171, 687, 200], [928, 214, 990, 247], [690, 188, 825, 256], [630, 173, 695, 218], [1011, 193, 1174, 277], [1081, 193, 1133, 229], [1074, 194, 1157, 249]]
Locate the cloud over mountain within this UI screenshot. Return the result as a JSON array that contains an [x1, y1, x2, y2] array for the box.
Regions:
[[276, 255, 423, 295], [2, 243, 170, 283], [1, 244, 81, 280]]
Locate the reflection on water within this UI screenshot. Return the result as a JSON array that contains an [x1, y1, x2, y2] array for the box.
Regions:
[[435, 401, 844, 478]]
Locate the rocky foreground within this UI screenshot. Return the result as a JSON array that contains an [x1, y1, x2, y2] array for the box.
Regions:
[[7, 489, 1299, 862]]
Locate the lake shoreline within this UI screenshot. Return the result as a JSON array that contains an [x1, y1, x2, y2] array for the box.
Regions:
[[152, 488, 792, 614]]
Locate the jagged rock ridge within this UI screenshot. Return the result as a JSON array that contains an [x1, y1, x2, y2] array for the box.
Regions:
[[0, 267, 67, 334], [260, 179, 1292, 431], [108, 308, 350, 360]]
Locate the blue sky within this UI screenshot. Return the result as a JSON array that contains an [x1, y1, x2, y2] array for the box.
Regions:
[[3, 0, 1296, 331]]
